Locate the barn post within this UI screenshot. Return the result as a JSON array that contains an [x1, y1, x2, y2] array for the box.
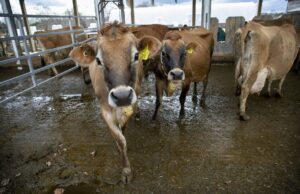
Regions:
[[19, 0, 36, 52], [151, 0, 154, 6], [201, 0, 212, 29], [129, 0, 135, 25], [192, 0, 196, 27], [257, 0, 263, 16], [94, 0, 101, 29], [1, 0, 22, 68], [119, 0, 125, 24], [72, 0, 81, 26]]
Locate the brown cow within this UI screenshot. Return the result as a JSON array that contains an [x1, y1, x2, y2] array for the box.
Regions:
[[69, 22, 161, 183], [35, 26, 87, 76], [235, 21, 299, 121], [151, 28, 214, 119]]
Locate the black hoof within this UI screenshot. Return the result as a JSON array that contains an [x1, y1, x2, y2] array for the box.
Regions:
[[239, 113, 250, 121]]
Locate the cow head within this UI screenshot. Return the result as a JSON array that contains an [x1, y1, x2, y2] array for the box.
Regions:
[[161, 31, 197, 83], [69, 43, 96, 66], [96, 22, 160, 108]]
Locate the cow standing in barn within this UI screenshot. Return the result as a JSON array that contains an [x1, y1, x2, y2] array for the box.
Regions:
[[35, 26, 87, 76], [150, 28, 214, 119], [69, 22, 161, 183], [235, 21, 299, 121]]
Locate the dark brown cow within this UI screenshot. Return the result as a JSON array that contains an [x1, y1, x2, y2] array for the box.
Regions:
[[35, 26, 86, 76], [69, 22, 161, 183], [151, 28, 214, 119]]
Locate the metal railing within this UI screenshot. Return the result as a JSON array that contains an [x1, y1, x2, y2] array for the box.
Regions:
[[0, 13, 98, 104]]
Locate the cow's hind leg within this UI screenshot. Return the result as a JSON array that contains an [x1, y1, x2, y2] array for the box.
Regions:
[[102, 111, 132, 183], [192, 82, 197, 103], [200, 78, 208, 108], [267, 79, 273, 97], [239, 85, 250, 121], [179, 83, 190, 119], [275, 75, 286, 98]]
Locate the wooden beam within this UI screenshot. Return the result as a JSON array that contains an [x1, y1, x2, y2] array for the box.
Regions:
[[72, 0, 80, 26], [192, 0, 196, 26], [257, 0, 263, 16]]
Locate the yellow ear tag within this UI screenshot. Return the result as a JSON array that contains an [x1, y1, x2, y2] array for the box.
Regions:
[[122, 106, 133, 117], [187, 48, 193, 54], [139, 46, 150, 61]]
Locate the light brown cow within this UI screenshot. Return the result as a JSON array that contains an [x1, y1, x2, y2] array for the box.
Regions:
[[35, 26, 86, 76], [151, 28, 214, 119], [235, 21, 299, 121], [69, 22, 161, 183]]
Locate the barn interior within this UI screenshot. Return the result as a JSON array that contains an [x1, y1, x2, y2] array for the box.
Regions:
[[0, 0, 300, 193]]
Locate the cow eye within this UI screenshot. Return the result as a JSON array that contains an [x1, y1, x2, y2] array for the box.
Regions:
[[134, 52, 139, 61], [83, 51, 88, 57], [96, 57, 102, 66], [162, 51, 169, 59]]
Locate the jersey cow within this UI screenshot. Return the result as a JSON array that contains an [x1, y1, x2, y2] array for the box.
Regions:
[[235, 21, 299, 121], [69, 22, 161, 183], [151, 28, 214, 119], [35, 26, 86, 76]]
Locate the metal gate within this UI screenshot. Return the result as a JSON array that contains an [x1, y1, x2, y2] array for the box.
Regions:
[[0, 1, 98, 104]]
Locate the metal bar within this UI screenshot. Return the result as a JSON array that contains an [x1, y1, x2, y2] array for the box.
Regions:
[[0, 58, 72, 87], [19, 0, 36, 52], [73, 0, 81, 26], [0, 29, 85, 42], [0, 43, 75, 65], [0, 65, 78, 104], [17, 17, 37, 86], [0, 13, 96, 19], [257, 0, 263, 16], [119, 0, 125, 24], [130, 0, 135, 24], [192, 0, 196, 27], [95, 0, 101, 29]]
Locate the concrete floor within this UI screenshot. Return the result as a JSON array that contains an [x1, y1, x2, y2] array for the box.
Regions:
[[0, 64, 299, 194]]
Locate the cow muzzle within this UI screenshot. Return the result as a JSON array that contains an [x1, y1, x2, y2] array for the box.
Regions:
[[108, 86, 137, 108], [168, 68, 185, 81]]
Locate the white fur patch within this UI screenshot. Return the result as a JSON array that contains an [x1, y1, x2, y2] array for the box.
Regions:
[[108, 85, 137, 108], [251, 68, 268, 94]]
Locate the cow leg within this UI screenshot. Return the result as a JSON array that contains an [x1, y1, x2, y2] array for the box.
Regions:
[[200, 78, 208, 108], [192, 82, 197, 103], [275, 75, 286, 98], [267, 79, 273, 97], [179, 83, 190, 118], [44, 53, 59, 76], [102, 111, 132, 183], [152, 80, 164, 120], [239, 85, 250, 121]]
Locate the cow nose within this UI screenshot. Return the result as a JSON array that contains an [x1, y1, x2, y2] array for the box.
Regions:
[[108, 86, 137, 107], [169, 68, 185, 80]]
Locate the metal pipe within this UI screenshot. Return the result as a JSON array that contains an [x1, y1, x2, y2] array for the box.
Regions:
[[0, 13, 96, 19], [17, 17, 36, 86], [192, 0, 196, 27], [72, 0, 81, 26], [119, 0, 125, 24], [257, 0, 263, 16], [129, 0, 135, 24]]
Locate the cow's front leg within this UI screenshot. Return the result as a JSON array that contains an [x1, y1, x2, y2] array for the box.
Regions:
[[102, 111, 132, 183], [239, 85, 250, 121], [152, 79, 164, 120], [179, 83, 190, 118], [192, 82, 197, 103]]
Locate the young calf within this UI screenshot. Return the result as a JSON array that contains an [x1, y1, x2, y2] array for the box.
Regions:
[[235, 22, 299, 120], [69, 23, 160, 183], [151, 28, 214, 119]]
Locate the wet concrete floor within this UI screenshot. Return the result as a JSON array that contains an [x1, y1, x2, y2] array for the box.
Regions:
[[0, 64, 300, 194]]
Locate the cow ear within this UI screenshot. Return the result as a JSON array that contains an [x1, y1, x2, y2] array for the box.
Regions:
[[138, 36, 162, 61], [245, 30, 258, 42], [186, 42, 197, 54]]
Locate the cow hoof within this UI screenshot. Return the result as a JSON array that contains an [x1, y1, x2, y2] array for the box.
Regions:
[[275, 92, 283, 98], [135, 112, 140, 121], [179, 111, 185, 119], [121, 167, 133, 184], [239, 113, 250, 121]]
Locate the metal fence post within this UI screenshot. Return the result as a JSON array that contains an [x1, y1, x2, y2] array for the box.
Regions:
[[17, 17, 36, 86]]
